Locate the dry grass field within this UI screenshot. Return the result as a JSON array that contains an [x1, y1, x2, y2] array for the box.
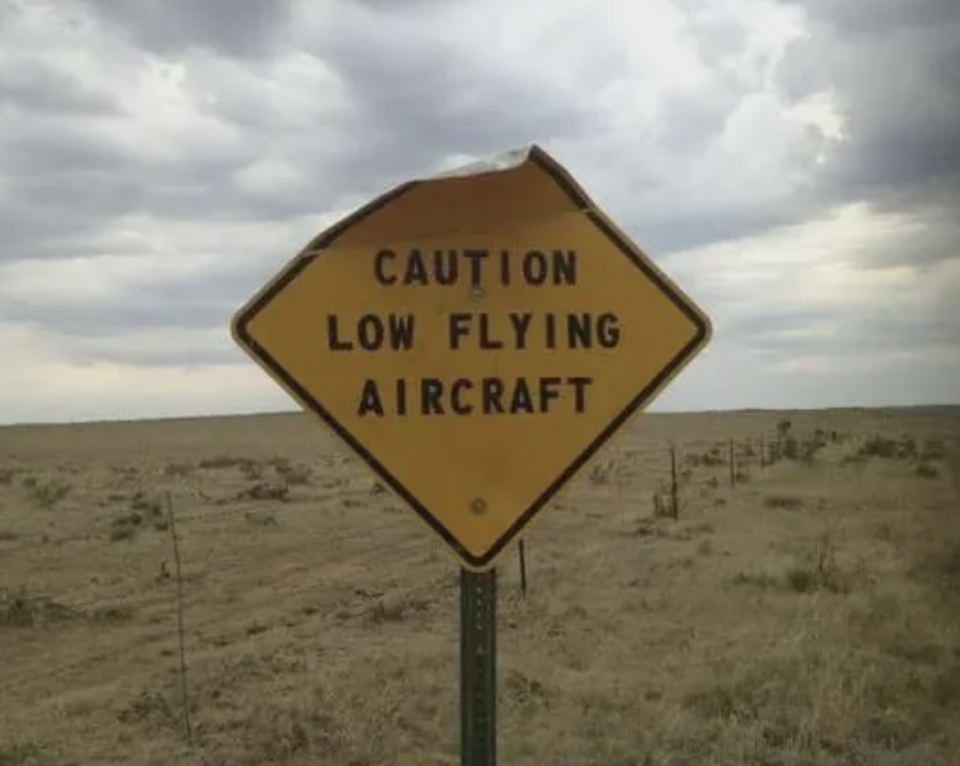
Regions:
[[1, 407, 960, 765]]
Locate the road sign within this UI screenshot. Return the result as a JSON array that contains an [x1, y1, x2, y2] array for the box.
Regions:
[[231, 144, 712, 569]]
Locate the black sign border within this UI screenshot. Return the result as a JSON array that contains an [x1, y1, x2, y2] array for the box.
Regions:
[[232, 145, 711, 569]]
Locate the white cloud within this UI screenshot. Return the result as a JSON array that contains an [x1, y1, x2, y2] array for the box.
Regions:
[[0, 321, 286, 423], [0, 0, 957, 424]]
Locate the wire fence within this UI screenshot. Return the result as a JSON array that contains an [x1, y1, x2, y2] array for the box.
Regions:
[[0, 423, 870, 700]]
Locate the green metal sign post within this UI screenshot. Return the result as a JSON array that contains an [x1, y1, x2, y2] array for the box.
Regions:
[[460, 567, 497, 766]]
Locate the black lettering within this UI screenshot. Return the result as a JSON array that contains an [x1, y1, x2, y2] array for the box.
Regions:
[[509, 378, 535, 414], [433, 250, 457, 286], [404, 249, 428, 286], [478, 313, 503, 350], [357, 380, 384, 416], [568, 377, 592, 413], [451, 379, 473, 415], [395, 378, 407, 415], [508, 313, 533, 349], [462, 249, 488, 288], [522, 250, 548, 285], [373, 249, 397, 285], [481, 378, 506, 414], [326, 315, 353, 351], [598, 313, 620, 348], [544, 313, 557, 349], [357, 314, 384, 351], [567, 313, 592, 349], [552, 250, 577, 285], [539, 377, 562, 413], [387, 314, 416, 350], [448, 313, 472, 350], [421, 378, 444, 415], [499, 249, 510, 285]]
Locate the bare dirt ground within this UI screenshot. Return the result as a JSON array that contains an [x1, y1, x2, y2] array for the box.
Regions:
[[1, 407, 960, 765]]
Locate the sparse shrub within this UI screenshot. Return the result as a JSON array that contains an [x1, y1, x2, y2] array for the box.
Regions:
[[941, 542, 960, 581], [782, 436, 800, 461], [109, 524, 137, 542], [589, 461, 612, 484], [0, 740, 44, 764], [897, 436, 918, 459], [0, 530, 18, 542], [91, 604, 136, 623], [800, 431, 828, 465], [0, 468, 15, 486], [110, 512, 142, 541], [1, 590, 80, 628], [858, 435, 900, 459], [920, 439, 945, 462], [688, 449, 724, 468], [30, 479, 70, 508], [21, 475, 36, 488], [504, 669, 549, 706], [240, 460, 264, 480], [840, 453, 866, 467], [163, 462, 193, 477], [365, 594, 428, 624], [237, 482, 290, 502], [915, 462, 939, 479], [652, 492, 676, 518], [730, 571, 778, 589], [199, 455, 251, 470], [113, 511, 143, 527], [768, 440, 782, 464], [267, 456, 291, 472], [785, 534, 846, 594], [129, 492, 168, 530], [276, 462, 311, 486], [131, 491, 162, 516], [785, 567, 816, 593], [932, 663, 960, 706], [764, 494, 804, 510], [117, 689, 181, 729], [707, 445, 724, 465], [244, 510, 278, 526], [874, 522, 895, 541], [881, 634, 944, 666]]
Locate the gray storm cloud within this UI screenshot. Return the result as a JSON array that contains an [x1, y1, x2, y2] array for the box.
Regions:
[[0, 0, 958, 420]]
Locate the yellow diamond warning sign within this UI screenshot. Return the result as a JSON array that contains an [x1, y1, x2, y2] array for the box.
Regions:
[[230, 145, 712, 569]]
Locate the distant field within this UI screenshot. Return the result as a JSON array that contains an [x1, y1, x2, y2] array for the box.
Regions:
[[1, 407, 959, 765]]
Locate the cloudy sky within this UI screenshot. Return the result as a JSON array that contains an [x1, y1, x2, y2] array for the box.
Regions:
[[1, 0, 958, 424]]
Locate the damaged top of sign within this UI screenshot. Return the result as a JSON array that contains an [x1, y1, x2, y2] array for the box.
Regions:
[[230, 144, 712, 569], [427, 146, 534, 180]]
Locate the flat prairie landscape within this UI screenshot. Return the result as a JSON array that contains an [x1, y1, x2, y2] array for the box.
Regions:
[[1, 408, 960, 765]]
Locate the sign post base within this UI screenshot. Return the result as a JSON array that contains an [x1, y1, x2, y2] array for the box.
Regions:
[[460, 567, 497, 766]]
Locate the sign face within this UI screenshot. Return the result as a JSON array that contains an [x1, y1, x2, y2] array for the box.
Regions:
[[231, 145, 711, 569]]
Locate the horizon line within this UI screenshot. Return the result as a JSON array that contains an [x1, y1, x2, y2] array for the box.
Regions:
[[2, 402, 959, 430]]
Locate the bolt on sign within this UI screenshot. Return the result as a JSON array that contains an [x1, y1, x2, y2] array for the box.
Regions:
[[231, 145, 712, 569]]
